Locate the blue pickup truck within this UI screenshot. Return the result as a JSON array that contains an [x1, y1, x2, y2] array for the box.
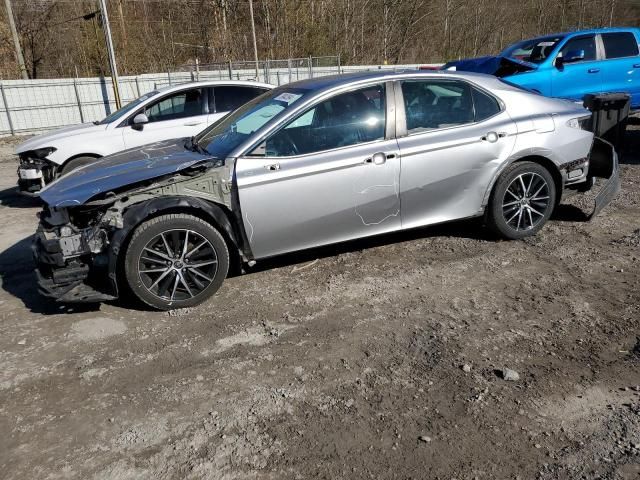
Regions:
[[444, 27, 640, 109]]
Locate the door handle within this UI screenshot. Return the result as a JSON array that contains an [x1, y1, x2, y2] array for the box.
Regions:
[[588, 68, 600, 73], [481, 131, 500, 143], [633, 64, 640, 68], [184, 121, 205, 126], [364, 152, 388, 165], [265, 163, 280, 171]]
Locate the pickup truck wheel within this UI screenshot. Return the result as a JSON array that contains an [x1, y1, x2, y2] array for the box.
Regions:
[[486, 161, 556, 239], [124, 214, 229, 310], [59, 156, 96, 176]]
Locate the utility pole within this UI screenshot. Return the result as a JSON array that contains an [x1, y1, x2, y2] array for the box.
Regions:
[[98, 0, 122, 109], [248, 0, 259, 80], [3, 0, 28, 79]]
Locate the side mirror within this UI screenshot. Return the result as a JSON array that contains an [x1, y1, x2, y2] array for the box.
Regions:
[[563, 49, 585, 64], [132, 113, 149, 131]]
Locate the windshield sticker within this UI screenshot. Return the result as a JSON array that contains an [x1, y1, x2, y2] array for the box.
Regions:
[[274, 92, 302, 104]]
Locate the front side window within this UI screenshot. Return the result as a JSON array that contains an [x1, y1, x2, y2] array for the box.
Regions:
[[264, 84, 386, 157], [558, 35, 597, 62], [212, 86, 269, 113], [401, 80, 476, 133], [602, 32, 639, 59], [145, 88, 204, 123]]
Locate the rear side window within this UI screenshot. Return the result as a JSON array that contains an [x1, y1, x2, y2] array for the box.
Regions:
[[472, 88, 501, 121], [401, 80, 504, 133], [602, 32, 639, 59], [212, 86, 268, 113], [559, 35, 597, 62]]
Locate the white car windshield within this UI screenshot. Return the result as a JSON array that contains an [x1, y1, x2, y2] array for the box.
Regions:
[[95, 90, 159, 125], [195, 88, 310, 158]]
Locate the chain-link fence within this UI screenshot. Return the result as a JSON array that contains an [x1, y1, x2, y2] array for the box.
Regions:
[[0, 56, 426, 136]]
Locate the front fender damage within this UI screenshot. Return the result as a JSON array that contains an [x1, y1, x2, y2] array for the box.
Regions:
[[33, 160, 248, 303]]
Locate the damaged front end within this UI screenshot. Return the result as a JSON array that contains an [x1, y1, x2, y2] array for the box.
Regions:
[[32, 138, 243, 304], [33, 205, 115, 302], [18, 148, 58, 195]]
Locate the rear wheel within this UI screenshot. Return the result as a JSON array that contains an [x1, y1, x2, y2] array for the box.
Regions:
[[486, 161, 556, 239], [124, 214, 229, 310]]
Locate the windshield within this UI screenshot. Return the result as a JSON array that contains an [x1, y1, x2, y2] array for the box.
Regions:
[[501, 35, 564, 64], [96, 90, 158, 125], [195, 88, 310, 158]]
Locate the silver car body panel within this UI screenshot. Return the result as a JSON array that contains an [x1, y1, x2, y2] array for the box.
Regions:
[[232, 71, 596, 259]]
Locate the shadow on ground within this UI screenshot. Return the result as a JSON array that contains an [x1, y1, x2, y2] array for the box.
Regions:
[[0, 236, 99, 315], [0, 186, 42, 208]]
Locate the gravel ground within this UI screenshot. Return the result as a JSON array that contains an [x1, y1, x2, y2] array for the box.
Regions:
[[0, 127, 638, 479]]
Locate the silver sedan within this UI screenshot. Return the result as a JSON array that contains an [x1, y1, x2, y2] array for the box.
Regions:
[[35, 70, 619, 309]]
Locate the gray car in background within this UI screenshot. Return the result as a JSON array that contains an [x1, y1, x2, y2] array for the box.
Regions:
[[34, 71, 619, 310]]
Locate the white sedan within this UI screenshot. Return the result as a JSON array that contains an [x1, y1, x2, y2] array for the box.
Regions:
[[15, 80, 273, 194]]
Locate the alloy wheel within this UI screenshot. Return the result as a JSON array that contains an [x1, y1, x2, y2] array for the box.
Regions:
[[501, 172, 551, 231], [137, 229, 218, 301]]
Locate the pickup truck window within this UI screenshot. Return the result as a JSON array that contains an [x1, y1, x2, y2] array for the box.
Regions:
[[602, 32, 639, 59], [501, 36, 564, 64], [559, 35, 597, 62]]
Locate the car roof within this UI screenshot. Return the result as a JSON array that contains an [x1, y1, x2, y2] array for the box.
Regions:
[[523, 27, 639, 41], [280, 69, 501, 93], [155, 80, 274, 94]]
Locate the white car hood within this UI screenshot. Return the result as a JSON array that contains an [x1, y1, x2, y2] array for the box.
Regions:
[[15, 123, 109, 154]]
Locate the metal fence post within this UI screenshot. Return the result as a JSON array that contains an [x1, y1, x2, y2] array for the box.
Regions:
[[308, 56, 313, 78], [276, 70, 280, 86], [228, 61, 233, 80], [287, 58, 292, 82], [337, 54, 341, 74], [0, 83, 15, 136], [167, 70, 172, 85], [264, 60, 269, 84], [135, 76, 141, 96], [72, 78, 85, 123]]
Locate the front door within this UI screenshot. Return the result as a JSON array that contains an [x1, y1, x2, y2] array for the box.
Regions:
[[122, 87, 208, 148], [235, 83, 401, 259], [396, 78, 517, 229], [551, 34, 603, 101]]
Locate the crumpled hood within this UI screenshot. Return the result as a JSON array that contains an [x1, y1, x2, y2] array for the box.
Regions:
[[15, 123, 108, 154], [39, 139, 215, 207], [442, 55, 538, 77]]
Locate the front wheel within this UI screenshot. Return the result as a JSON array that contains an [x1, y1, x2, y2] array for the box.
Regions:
[[486, 161, 556, 239], [124, 214, 229, 310]]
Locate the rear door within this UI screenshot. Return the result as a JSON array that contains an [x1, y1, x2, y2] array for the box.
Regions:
[[122, 87, 207, 148], [598, 31, 640, 108], [209, 85, 270, 124], [551, 34, 603, 101], [396, 78, 517, 229]]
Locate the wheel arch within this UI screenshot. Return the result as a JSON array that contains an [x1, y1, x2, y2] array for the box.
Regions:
[[63, 152, 102, 165], [107, 196, 246, 298], [483, 154, 563, 210]]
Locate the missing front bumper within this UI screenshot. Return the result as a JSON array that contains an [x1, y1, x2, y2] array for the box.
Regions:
[[32, 223, 116, 303]]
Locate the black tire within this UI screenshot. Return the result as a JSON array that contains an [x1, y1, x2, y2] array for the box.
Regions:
[[486, 161, 556, 240], [124, 214, 229, 310], [59, 156, 97, 176]]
